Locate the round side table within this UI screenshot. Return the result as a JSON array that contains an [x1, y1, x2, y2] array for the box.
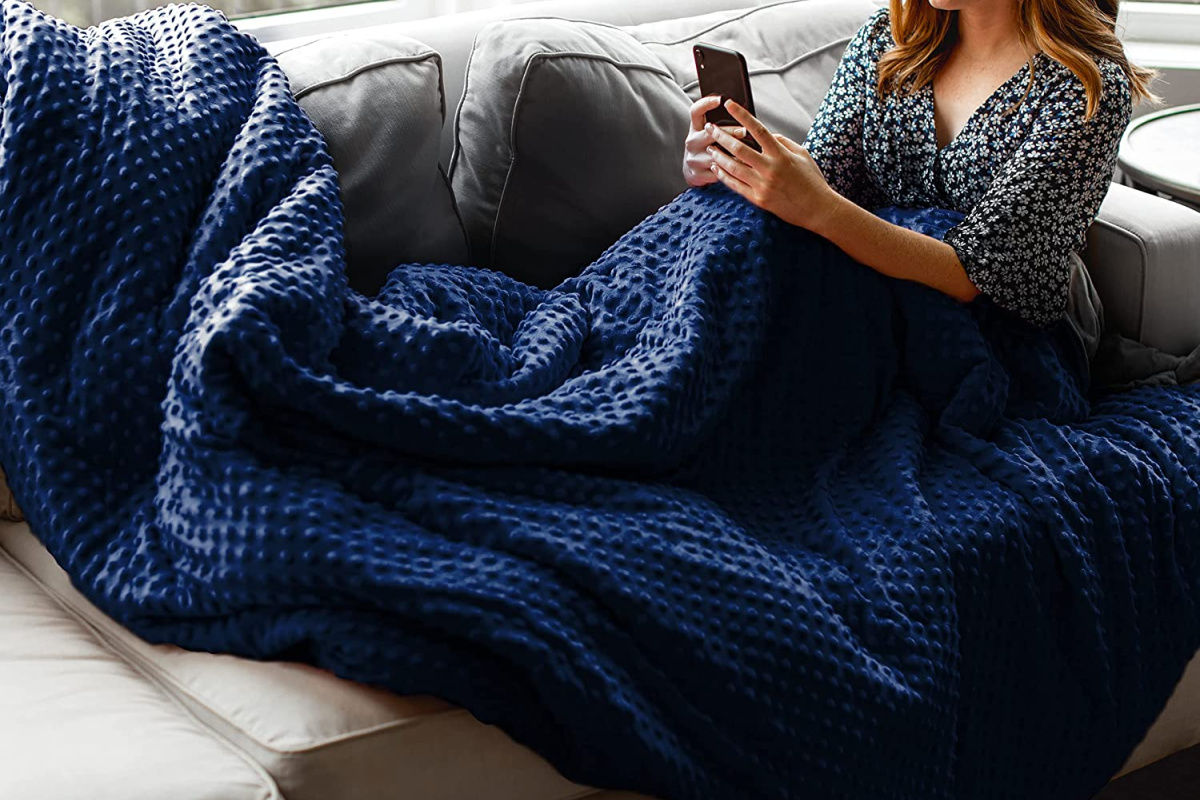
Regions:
[[1118, 103, 1200, 212]]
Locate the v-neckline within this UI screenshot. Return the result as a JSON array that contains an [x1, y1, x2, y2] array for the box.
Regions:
[[926, 53, 1040, 155]]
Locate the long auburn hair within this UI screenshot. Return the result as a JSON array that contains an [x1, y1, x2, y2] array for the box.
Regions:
[[876, 0, 1157, 119]]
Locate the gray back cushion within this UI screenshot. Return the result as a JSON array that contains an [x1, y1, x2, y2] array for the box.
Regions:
[[278, 36, 469, 294], [320, 0, 780, 168], [449, 18, 692, 286], [627, 0, 881, 144], [449, 0, 878, 286]]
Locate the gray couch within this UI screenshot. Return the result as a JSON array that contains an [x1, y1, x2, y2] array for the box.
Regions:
[[265, 0, 1200, 355], [3, 1, 1200, 799]]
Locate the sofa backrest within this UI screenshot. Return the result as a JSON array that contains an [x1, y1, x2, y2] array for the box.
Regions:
[[271, 0, 783, 168], [450, 0, 880, 283], [272, 0, 881, 291]]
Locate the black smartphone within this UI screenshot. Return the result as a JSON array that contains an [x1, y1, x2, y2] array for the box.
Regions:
[[693, 43, 760, 152]]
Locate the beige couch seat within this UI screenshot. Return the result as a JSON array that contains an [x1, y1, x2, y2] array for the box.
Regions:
[[0, 522, 275, 800], [0, 521, 639, 800]]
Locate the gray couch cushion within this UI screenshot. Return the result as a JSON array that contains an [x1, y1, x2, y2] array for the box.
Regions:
[[449, 18, 692, 286], [298, 0, 781, 169], [449, 1, 881, 287], [277, 36, 468, 294], [626, 0, 882, 145]]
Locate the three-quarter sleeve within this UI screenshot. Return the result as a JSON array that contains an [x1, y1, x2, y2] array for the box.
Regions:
[[803, 8, 889, 210], [942, 61, 1132, 327]]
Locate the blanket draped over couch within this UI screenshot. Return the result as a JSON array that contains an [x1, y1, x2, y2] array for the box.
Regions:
[[2, 4, 1199, 799]]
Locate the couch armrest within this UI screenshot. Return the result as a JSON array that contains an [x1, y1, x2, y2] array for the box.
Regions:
[[1085, 182, 1200, 356]]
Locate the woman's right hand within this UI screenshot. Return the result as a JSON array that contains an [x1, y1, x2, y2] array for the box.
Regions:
[[683, 95, 747, 187]]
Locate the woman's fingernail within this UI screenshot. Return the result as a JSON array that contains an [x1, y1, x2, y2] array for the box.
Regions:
[[705, 123, 713, 133], [706, 146, 715, 155]]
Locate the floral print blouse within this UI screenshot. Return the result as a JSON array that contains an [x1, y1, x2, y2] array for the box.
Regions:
[[803, 7, 1132, 327]]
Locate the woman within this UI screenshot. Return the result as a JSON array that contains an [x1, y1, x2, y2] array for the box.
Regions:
[[681, 0, 1155, 329]]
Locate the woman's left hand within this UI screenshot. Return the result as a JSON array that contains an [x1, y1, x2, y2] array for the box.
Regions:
[[706, 99, 837, 233]]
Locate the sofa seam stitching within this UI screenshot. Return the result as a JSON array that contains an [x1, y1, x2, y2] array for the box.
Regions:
[[678, 35, 853, 91], [636, 0, 804, 45], [291, 51, 440, 100], [267, 38, 317, 60], [432, 50, 447, 124]]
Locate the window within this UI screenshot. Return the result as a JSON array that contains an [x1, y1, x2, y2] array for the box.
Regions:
[[1119, 1, 1200, 69]]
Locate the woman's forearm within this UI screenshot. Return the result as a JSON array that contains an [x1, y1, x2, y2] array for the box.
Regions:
[[701, 102, 980, 304], [811, 192, 981, 304]]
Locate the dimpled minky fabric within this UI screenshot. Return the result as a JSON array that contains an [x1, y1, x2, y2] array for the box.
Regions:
[[3, 3, 1200, 799]]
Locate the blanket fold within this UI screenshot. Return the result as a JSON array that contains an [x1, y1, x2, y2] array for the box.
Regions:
[[2, 4, 1200, 799]]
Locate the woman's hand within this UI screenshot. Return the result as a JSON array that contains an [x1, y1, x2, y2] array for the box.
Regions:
[[706, 99, 838, 233], [682, 95, 749, 188]]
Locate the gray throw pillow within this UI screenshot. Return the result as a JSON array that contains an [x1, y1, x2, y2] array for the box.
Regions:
[[626, 0, 882, 145], [449, 18, 692, 287], [277, 36, 469, 295]]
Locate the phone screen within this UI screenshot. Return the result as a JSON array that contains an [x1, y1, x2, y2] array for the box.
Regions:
[[694, 44, 760, 152]]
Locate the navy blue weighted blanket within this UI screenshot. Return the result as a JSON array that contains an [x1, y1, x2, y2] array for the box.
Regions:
[[2, 3, 1200, 798]]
